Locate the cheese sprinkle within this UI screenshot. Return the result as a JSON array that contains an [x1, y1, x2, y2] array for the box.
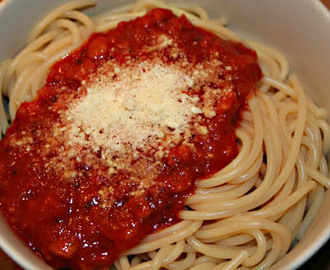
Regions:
[[67, 62, 198, 155]]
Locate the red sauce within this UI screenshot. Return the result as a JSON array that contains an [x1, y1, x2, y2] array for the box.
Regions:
[[0, 9, 261, 269]]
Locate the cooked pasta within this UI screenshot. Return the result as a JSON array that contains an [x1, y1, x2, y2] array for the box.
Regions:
[[0, 0, 329, 269]]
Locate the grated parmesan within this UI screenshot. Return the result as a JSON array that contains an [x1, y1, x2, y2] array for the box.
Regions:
[[66, 62, 200, 157]]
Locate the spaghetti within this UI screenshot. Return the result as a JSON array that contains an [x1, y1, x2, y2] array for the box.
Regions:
[[0, 0, 329, 269]]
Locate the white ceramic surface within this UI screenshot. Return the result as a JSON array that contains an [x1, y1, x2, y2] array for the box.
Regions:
[[0, 0, 329, 269]]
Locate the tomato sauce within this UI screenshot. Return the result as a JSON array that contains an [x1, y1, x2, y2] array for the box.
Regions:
[[0, 9, 261, 269]]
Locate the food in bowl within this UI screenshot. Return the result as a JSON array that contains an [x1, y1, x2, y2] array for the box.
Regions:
[[0, 0, 329, 269]]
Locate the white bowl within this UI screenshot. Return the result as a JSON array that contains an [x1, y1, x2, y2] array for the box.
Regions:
[[0, 0, 329, 269]]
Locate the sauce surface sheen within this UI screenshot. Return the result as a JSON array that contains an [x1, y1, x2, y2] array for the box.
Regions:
[[0, 9, 261, 269]]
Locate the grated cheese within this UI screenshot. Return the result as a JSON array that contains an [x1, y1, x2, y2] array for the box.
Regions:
[[67, 62, 198, 150]]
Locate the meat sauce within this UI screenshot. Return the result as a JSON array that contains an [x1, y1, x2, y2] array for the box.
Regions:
[[0, 9, 261, 269]]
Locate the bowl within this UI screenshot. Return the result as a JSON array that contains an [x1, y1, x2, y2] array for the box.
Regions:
[[0, 0, 329, 269]]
